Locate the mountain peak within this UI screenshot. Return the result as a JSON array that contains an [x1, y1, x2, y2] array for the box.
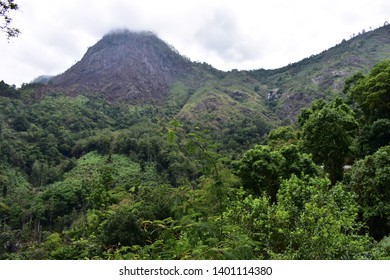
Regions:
[[49, 29, 192, 103]]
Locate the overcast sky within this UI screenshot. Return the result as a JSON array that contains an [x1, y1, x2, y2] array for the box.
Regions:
[[1, 0, 389, 87]]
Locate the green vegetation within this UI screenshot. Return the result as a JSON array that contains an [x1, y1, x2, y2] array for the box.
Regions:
[[0, 57, 389, 260], [299, 98, 358, 183], [250, 25, 390, 122]]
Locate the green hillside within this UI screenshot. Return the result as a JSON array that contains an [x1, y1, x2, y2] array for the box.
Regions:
[[250, 24, 390, 121], [161, 25, 390, 142]]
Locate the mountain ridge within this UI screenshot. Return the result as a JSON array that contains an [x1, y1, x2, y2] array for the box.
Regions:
[[249, 24, 390, 121], [42, 25, 390, 131]]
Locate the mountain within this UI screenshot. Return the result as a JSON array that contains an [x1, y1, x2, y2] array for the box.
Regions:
[[47, 29, 278, 139], [250, 24, 390, 122], [49, 30, 192, 103], [45, 25, 390, 132]]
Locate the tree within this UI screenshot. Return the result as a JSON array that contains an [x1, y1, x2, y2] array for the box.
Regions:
[[347, 145, 390, 240], [0, 0, 20, 39], [357, 118, 390, 156], [267, 126, 298, 149], [347, 60, 390, 121], [342, 61, 390, 156], [0, 80, 20, 97], [100, 206, 146, 247], [299, 98, 358, 184], [228, 175, 373, 259], [234, 145, 285, 201], [30, 160, 49, 188], [234, 144, 319, 202]]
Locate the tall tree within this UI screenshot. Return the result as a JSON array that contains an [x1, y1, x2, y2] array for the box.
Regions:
[[347, 145, 390, 240], [299, 98, 358, 184], [234, 145, 285, 201], [347, 60, 390, 121], [234, 144, 318, 202], [344, 60, 390, 155]]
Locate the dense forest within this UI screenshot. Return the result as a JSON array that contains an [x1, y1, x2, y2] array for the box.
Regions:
[[0, 59, 389, 260]]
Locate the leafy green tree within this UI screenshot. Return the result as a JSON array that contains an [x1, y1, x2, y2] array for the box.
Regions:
[[271, 176, 369, 259], [347, 145, 390, 240], [357, 118, 390, 156], [347, 60, 390, 121], [228, 175, 373, 259], [30, 160, 49, 188], [0, 0, 20, 39], [234, 145, 285, 201], [343, 61, 390, 156], [366, 119, 390, 150], [299, 98, 358, 184], [234, 144, 319, 202], [279, 144, 319, 177], [343, 72, 365, 95], [0, 80, 20, 97], [11, 115, 30, 131], [156, 143, 193, 187], [267, 126, 298, 148], [100, 205, 146, 247], [86, 179, 111, 210], [374, 236, 390, 259]]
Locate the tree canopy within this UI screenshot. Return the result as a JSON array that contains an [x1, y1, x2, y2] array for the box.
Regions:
[[347, 145, 390, 240], [299, 98, 358, 184], [347, 60, 390, 121]]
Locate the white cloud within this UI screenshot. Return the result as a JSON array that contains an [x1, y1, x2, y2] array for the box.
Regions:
[[195, 8, 251, 60]]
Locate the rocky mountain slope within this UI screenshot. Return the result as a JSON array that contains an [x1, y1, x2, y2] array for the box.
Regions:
[[44, 25, 390, 131], [49, 30, 192, 103]]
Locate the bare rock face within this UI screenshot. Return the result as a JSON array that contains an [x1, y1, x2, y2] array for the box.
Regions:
[[49, 30, 192, 103]]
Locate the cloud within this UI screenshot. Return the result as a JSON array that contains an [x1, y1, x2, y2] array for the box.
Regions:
[[195, 8, 260, 63]]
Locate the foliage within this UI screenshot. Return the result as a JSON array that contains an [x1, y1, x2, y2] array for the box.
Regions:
[[0, 0, 20, 39], [347, 145, 390, 240], [299, 98, 358, 183], [267, 126, 298, 148], [233, 145, 285, 201], [356, 118, 390, 156], [0, 52, 389, 261], [347, 60, 390, 121], [228, 176, 373, 259], [0, 80, 20, 97], [100, 206, 146, 247], [233, 144, 319, 202], [374, 235, 390, 259]]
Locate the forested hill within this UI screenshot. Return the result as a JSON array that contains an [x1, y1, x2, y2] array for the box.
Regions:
[[0, 24, 389, 260]]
